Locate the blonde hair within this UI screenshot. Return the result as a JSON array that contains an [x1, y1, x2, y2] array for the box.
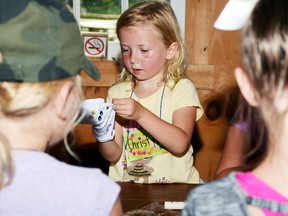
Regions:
[[0, 76, 82, 188], [116, 0, 188, 88], [0, 134, 13, 188]]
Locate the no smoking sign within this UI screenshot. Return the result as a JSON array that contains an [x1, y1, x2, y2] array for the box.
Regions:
[[83, 33, 108, 58]]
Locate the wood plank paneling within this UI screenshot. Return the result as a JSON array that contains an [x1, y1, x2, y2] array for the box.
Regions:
[[185, 0, 242, 182], [81, 60, 120, 87], [186, 64, 215, 90]]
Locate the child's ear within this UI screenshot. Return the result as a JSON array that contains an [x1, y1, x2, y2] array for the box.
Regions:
[[234, 67, 260, 107], [166, 42, 178, 60], [54, 80, 75, 120]]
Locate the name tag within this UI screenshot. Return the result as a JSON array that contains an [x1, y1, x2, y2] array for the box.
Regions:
[[124, 125, 168, 162]]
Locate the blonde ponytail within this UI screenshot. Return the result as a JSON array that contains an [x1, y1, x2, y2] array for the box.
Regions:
[[0, 133, 13, 188]]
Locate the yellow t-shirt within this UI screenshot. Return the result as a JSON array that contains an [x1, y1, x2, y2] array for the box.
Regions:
[[107, 79, 203, 184]]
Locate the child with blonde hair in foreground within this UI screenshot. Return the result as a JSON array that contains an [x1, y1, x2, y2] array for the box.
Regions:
[[0, 0, 122, 215]]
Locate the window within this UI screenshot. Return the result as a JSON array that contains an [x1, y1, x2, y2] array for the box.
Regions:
[[61, 0, 186, 60]]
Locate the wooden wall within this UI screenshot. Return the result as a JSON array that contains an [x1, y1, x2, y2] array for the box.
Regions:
[[185, 0, 242, 181], [56, 0, 243, 182]]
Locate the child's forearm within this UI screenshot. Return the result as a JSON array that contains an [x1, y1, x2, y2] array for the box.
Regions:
[[136, 107, 196, 157], [97, 140, 122, 162]]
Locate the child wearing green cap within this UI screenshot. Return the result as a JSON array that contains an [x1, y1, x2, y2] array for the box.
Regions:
[[0, 0, 121, 215]]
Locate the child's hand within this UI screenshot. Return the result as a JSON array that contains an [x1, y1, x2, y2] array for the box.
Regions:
[[112, 98, 143, 120]]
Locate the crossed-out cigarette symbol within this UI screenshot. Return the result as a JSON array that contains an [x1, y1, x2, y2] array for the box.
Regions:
[[85, 37, 104, 56]]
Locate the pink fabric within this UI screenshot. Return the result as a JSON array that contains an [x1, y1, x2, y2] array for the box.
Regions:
[[236, 172, 288, 216]]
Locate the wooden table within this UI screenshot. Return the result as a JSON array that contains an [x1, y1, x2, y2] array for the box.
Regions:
[[118, 182, 198, 213]]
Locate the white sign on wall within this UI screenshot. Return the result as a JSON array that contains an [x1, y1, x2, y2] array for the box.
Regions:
[[82, 33, 108, 59]]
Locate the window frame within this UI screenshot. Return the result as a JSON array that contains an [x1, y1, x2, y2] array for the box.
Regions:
[[72, 0, 186, 60]]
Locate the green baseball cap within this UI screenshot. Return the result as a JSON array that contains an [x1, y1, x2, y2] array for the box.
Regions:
[[0, 0, 100, 82]]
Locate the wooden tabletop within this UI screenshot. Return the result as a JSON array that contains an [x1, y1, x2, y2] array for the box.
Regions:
[[118, 182, 198, 213]]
